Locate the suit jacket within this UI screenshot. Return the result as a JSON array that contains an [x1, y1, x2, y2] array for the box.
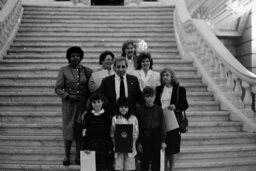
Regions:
[[155, 83, 189, 111], [99, 74, 143, 116]]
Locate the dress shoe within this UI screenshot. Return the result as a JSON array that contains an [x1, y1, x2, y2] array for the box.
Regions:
[[63, 159, 70, 166]]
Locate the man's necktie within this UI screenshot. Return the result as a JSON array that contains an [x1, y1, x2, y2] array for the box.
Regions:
[[120, 76, 125, 98]]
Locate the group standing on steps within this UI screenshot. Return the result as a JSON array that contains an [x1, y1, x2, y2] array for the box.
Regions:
[[55, 40, 189, 171]]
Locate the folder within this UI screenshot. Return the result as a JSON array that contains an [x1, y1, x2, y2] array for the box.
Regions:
[[115, 124, 133, 153], [80, 151, 96, 171]]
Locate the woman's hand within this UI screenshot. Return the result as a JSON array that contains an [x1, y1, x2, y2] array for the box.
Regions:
[[84, 150, 91, 154], [161, 142, 167, 150], [168, 104, 176, 110]]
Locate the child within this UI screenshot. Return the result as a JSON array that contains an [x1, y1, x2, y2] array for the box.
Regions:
[[110, 97, 139, 171], [81, 93, 112, 171], [136, 86, 166, 171]]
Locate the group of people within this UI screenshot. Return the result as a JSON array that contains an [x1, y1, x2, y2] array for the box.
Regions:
[[55, 40, 189, 171]]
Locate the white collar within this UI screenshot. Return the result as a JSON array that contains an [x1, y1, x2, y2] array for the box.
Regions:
[[91, 109, 105, 116]]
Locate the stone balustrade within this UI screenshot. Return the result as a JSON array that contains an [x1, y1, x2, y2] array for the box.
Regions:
[[174, 0, 256, 132], [0, 0, 23, 60]]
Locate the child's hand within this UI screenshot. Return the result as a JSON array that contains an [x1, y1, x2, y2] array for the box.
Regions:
[[168, 104, 176, 110], [84, 150, 91, 154], [82, 129, 86, 137], [137, 143, 143, 153], [161, 142, 167, 150]]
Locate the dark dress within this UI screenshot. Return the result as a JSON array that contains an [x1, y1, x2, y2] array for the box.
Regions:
[[55, 65, 92, 140], [81, 110, 112, 171], [155, 83, 189, 155]]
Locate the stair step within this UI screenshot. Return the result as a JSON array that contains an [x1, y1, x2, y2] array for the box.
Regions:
[[1, 132, 255, 147], [0, 121, 239, 135], [181, 132, 256, 145], [175, 157, 256, 171], [186, 111, 229, 121], [179, 145, 256, 160], [0, 91, 212, 102]]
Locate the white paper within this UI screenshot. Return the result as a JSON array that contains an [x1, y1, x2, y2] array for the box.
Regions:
[[80, 151, 96, 171], [163, 108, 179, 132], [160, 149, 165, 171]]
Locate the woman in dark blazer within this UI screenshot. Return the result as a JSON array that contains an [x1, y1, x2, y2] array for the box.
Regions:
[[155, 68, 189, 171], [55, 46, 92, 166]]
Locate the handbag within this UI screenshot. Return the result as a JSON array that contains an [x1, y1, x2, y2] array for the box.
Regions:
[[175, 85, 188, 133]]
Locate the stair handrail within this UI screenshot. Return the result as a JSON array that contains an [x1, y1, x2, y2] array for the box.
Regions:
[[0, 0, 23, 61], [174, 0, 256, 132]]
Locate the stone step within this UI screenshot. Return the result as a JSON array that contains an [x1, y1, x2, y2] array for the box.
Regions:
[[15, 32, 175, 37], [187, 122, 242, 133], [18, 27, 175, 33], [11, 41, 177, 48], [0, 83, 208, 92], [1, 59, 192, 68], [175, 157, 256, 171], [1, 157, 256, 171], [179, 144, 256, 160], [0, 76, 202, 86], [22, 15, 174, 20], [181, 132, 256, 146], [19, 23, 174, 29], [0, 121, 239, 135], [0, 69, 197, 78], [24, 6, 174, 13], [1, 132, 255, 148], [4, 53, 180, 59], [0, 91, 212, 102], [0, 111, 62, 123], [7, 47, 178, 53], [186, 111, 229, 121], [0, 144, 255, 162], [23, 5, 174, 12], [13, 36, 176, 42], [0, 101, 219, 112]]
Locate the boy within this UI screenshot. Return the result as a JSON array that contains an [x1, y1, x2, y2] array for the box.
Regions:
[[136, 86, 166, 171]]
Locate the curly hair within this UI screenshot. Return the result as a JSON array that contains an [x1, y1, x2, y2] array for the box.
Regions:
[[99, 50, 115, 65], [66, 46, 84, 63], [137, 52, 153, 70], [121, 40, 137, 57]]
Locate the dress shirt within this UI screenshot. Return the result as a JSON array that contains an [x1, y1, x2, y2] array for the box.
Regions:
[[115, 73, 128, 100]]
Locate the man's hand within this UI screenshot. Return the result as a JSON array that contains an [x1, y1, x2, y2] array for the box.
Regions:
[[168, 104, 176, 110]]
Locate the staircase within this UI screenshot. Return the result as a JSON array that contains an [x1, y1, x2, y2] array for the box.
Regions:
[[0, 5, 256, 171]]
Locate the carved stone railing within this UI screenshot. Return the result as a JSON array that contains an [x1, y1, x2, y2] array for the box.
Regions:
[[0, 0, 23, 61], [174, 0, 256, 132]]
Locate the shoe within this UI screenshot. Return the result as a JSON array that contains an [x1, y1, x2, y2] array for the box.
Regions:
[[75, 158, 80, 165], [63, 158, 70, 166]]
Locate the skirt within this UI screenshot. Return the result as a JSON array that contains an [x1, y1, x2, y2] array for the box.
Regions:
[[165, 128, 181, 155]]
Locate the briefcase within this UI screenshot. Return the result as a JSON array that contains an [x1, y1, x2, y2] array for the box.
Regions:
[[115, 124, 133, 153]]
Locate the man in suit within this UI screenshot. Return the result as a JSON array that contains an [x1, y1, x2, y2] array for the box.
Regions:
[[99, 57, 143, 116]]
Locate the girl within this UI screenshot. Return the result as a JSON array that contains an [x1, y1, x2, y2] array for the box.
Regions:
[[81, 93, 112, 171], [155, 68, 189, 171], [121, 40, 137, 74], [110, 97, 139, 171]]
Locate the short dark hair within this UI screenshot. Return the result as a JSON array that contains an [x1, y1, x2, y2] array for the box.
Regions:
[[87, 92, 107, 110], [137, 52, 153, 70], [142, 86, 155, 97], [116, 97, 132, 120], [113, 57, 128, 67], [121, 40, 137, 57], [99, 50, 115, 65], [66, 46, 84, 63]]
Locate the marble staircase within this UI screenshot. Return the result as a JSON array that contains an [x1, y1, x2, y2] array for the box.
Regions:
[[0, 5, 256, 171]]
